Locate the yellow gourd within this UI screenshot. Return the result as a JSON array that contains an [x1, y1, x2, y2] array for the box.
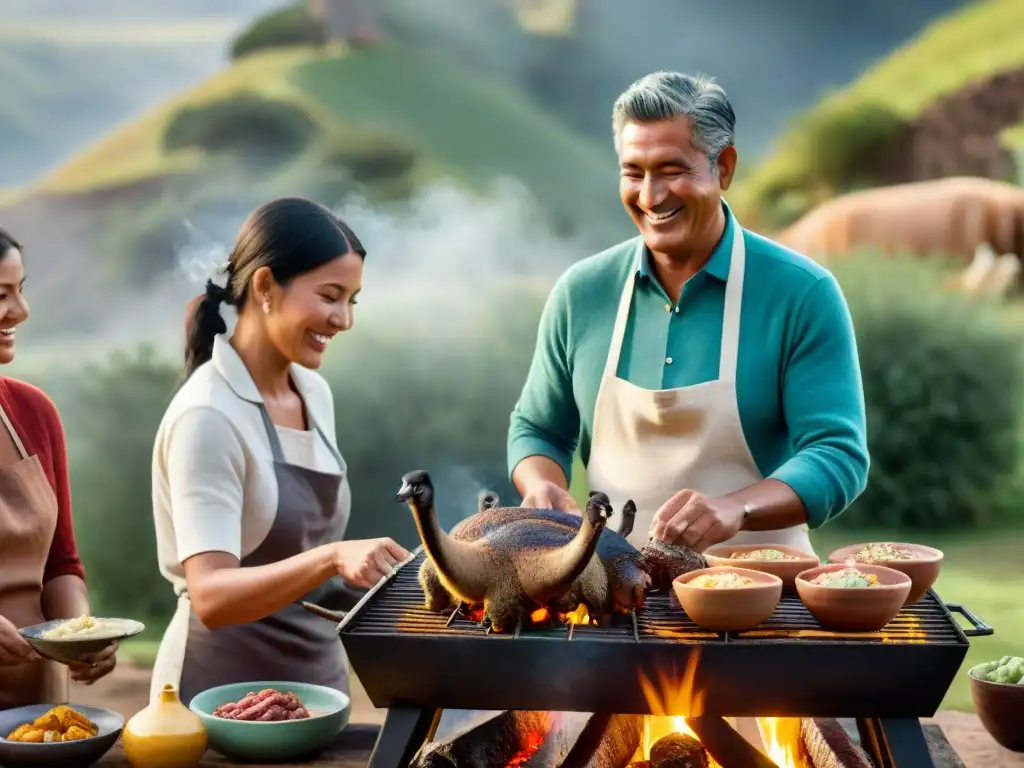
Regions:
[[122, 683, 207, 768]]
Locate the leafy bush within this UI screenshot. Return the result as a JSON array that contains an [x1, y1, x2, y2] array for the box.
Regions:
[[29, 347, 181, 628], [830, 252, 1024, 530], [229, 2, 326, 61], [163, 93, 320, 162], [798, 100, 908, 190]]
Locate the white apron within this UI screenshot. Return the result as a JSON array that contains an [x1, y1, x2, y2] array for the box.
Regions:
[[586, 211, 815, 555], [585, 212, 814, 754]]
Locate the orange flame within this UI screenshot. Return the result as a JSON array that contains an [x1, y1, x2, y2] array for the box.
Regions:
[[636, 662, 808, 767]]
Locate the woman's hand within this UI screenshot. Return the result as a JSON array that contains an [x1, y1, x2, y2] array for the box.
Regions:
[[66, 641, 117, 685], [332, 538, 411, 589], [0, 614, 41, 667]]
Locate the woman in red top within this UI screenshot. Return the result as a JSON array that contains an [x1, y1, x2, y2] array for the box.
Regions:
[[0, 226, 117, 708]]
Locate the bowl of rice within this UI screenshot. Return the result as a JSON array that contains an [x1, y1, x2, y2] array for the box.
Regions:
[[704, 544, 819, 591], [796, 563, 911, 631], [672, 566, 783, 632], [828, 542, 943, 606]]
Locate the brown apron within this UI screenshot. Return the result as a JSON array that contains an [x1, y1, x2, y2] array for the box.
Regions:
[[176, 403, 351, 706], [0, 400, 68, 710]]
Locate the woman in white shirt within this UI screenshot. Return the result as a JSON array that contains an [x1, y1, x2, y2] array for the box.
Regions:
[[150, 197, 410, 705]]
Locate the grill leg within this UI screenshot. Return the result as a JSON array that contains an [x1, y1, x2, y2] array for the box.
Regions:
[[368, 707, 440, 768], [857, 718, 936, 768]]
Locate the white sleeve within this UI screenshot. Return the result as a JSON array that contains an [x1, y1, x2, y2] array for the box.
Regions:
[[165, 406, 246, 562]]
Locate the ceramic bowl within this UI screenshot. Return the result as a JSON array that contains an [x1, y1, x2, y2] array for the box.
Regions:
[[796, 563, 911, 631], [18, 618, 145, 664], [704, 544, 820, 591], [189, 681, 350, 762], [0, 704, 123, 768], [828, 542, 943, 605], [672, 566, 783, 632], [968, 664, 1024, 752]]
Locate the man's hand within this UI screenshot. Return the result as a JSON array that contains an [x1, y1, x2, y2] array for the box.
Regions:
[[67, 641, 117, 685], [520, 481, 581, 515], [651, 489, 745, 552]]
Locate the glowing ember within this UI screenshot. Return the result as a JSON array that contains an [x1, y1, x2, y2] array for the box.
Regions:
[[503, 731, 544, 767], [530, 607, 550, 623]]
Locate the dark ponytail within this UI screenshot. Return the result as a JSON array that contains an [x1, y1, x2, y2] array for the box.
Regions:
[[183, 280, 232, 378], [180, 196, 366, 380]]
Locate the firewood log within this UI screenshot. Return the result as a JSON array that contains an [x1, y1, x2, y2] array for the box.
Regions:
[[800, 719, 872, 768]]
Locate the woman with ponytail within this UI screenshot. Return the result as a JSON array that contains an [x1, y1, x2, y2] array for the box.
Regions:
[[150, 197, 410, 705]]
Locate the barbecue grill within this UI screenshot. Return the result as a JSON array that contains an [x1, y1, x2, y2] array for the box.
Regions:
[[320, 549, 993, 768]]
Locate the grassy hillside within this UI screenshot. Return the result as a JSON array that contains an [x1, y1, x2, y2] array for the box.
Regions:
[[18, 41, 621, 239], [0, 38, 232, 189], [731, 0, 1024, 227]]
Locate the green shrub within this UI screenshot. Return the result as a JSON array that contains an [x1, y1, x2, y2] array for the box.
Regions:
[[28, 347, 181, 628], [831, 252, 1024, 530], [229, 2, 326, 61], [163, 93, 320, 162], [798, 100, 907, 189]]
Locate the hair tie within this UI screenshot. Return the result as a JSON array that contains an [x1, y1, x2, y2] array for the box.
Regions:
[[204, 279, 230, 306]]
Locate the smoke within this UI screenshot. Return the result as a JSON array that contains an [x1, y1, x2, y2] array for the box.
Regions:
[[427, 462, 507, 532], [12, 177, 590, 373]]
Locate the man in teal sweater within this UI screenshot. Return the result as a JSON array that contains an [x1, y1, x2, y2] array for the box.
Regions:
[[507, 71, 869, 554]]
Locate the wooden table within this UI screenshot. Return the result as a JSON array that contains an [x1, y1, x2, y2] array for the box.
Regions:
[[97, 724, 381, 767]]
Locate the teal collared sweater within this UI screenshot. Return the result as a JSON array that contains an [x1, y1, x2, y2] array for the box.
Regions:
[[507, 211, 869, 528]]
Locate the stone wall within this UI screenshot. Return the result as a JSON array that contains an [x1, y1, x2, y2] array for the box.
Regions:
[[877, 67, 1024, 184]]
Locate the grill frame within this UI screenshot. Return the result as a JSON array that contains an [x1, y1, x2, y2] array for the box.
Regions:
[[338, 550, 978, 718]]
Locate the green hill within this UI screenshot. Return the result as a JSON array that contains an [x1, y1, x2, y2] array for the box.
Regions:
[[15, 41, 623, 243], [731, 0, 1024, 229]]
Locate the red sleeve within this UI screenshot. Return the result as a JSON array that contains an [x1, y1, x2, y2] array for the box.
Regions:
[[42, 404, 86, 583]]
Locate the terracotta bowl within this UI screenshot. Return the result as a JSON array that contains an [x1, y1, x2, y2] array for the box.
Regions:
[[704, 544, 820, 592], [828, 542, 943, 606], [968, 664, 1024, 752], [795, 563, 911, 632], [672, 566, 783, 632]]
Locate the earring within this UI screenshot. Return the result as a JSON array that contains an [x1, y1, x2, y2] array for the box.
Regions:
[[262, 298, 271, 315]]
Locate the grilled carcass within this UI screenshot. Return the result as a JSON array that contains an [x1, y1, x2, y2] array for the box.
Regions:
[[438, 488, 703, 617], [396, 471, 612, 632], [399, 472, 707, 629]]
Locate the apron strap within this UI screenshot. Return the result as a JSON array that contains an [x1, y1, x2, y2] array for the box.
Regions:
[[0, 401, 29, 459], [603, 244, 643, 379], [256, 403, 287, 463], [718, 211, 746, 382], [313, 425, 345, 470], [256, 402, 345, 472]]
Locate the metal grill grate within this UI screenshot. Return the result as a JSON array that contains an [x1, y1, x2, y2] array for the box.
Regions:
[[342, 551, 965, 646]]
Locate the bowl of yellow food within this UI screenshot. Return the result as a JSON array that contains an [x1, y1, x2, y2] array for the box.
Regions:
[[828, 542, 943, 606], [0, 704, 123, 767], [672, 566, 783, 632], [704, 544, 820, 591], [18, 615, 144, 664], [796, 563, 911, 631]]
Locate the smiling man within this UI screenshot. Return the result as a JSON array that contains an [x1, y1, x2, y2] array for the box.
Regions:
[[507, 71, 870, 555]]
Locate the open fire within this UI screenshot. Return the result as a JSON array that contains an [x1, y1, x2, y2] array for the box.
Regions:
[[634, 666, 808, 768]]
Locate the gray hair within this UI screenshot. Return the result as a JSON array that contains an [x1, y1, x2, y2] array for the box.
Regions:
[[612, 71, 736, 168]]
